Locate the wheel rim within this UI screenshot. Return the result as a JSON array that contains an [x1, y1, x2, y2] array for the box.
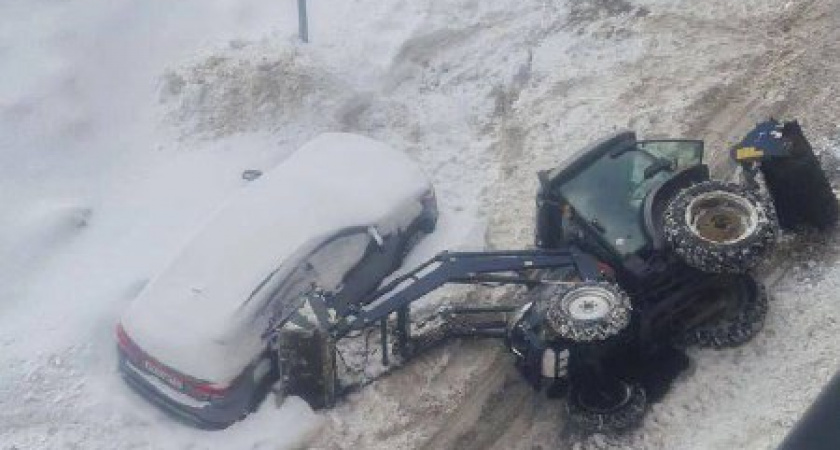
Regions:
[[562, 286, 615, 321], [685, 191, 759, 244], [577, 381, 633, 413]]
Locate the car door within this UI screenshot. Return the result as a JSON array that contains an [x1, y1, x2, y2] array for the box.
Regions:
[[306, 227, 396, 315], [260, 261, 320, 331]]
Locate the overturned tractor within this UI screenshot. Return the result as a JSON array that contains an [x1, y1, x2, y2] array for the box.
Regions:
[[269, 119, 837, 433]]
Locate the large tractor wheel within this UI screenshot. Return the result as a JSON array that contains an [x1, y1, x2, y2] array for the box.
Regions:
[[544, 281, 632, 342], [664, 181, 778, 273], [677, 275, 768, 349], [567, 380, 647, 432]]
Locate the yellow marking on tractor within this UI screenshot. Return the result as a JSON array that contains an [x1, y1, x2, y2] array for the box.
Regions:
[[735, 146, 764, 160]]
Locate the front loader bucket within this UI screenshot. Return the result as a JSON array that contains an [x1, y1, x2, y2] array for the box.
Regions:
[[738, 120, 838, 230], [274, 327, 337, 409]]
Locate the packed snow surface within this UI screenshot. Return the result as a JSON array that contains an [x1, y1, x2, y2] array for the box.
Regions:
[[121, 132, 430, 382], [5, 0, 840, 449]]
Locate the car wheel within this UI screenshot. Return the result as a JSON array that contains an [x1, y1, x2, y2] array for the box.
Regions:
[[543, 281, 632, 342], [675, 275, 768, 349], [567, 380, 646, 432], [664, 180, 778, 273]]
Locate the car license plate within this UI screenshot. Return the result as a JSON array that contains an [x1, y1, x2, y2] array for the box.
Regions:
[[144, 359, 184, 391]]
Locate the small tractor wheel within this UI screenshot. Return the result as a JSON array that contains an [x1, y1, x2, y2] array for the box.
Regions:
[[544, 282, 632, 342], [664, 181, 778, 273], [677, 276, 768, 349], [567, 381, 646, 432]]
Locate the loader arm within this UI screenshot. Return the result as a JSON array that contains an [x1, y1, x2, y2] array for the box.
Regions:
[[328, 247, 602, 339], [267, 246, 603, 410]]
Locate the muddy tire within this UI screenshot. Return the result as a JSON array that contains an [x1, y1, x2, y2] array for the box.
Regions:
[[664, 181, 778, 273], [677, 276, 768, 349], [543, 282, 632, 342], [567, 381, 646, 433]]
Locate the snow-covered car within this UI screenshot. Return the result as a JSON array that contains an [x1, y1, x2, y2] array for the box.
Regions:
[[116, 133, 437, 429]]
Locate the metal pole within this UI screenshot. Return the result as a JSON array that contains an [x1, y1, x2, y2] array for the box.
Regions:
[[396, 307, 409, 359], [297, 0, 309, 43], [380, 317, 389, 366]]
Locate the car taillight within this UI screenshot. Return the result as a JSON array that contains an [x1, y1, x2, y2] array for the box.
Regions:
[[116, 323, 137, 354], [192, 382, 230, 400], [116, 323, 225, 399]]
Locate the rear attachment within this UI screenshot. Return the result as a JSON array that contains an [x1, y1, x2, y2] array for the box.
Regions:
[[733, 119, 839, 230]]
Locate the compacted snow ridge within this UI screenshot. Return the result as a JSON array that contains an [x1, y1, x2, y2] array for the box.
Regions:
[[5, 0, 840, 449]]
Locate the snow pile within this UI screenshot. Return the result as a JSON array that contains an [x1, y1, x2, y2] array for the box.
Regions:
[[161, 42, 351, 139]]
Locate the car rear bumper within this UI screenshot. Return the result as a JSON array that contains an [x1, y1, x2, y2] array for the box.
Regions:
[[118, 353, 251, 429]]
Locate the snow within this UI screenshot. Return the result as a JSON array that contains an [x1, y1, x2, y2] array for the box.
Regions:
[[5, 0, 840, 448], [121, 133, 430, 382]]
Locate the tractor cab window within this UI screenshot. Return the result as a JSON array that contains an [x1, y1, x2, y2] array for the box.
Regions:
[[637, 140, 703, 171], [554, 145, 676, 259]]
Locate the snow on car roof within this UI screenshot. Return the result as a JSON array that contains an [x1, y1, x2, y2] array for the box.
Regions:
[[121, 133, 430, 382]]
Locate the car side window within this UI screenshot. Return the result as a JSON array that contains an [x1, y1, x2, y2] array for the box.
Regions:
[[307, 232, 372, 292], [250, 261, 317, 333]]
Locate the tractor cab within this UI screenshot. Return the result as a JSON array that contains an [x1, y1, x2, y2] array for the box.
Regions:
[[536, 132, 706, 279]]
